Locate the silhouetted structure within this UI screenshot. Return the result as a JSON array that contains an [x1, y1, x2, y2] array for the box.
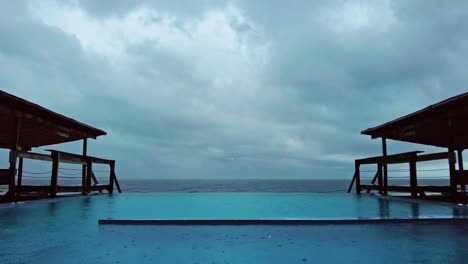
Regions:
[[0, 90, 121, 202], [348, 93, 468, 203]]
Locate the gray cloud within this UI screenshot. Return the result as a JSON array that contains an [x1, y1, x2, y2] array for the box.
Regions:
[[0, 0, 467, 179]]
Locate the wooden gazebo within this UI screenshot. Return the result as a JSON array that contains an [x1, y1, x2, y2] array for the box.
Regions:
[[348, 92, 468, 202], [0, 90, 121, 202]]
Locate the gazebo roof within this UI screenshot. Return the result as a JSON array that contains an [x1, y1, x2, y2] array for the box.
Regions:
[[0, 90, 106, 150], [362, 92, 468, 149]]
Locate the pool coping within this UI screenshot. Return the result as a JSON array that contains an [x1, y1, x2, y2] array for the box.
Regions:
[[98, 217, 468, 225]]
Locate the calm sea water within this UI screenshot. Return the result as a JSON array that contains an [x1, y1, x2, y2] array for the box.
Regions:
[[0, 178, 449, 194], [117, 179, 449, 193]]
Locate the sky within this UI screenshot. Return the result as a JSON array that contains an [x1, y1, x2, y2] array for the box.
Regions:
[[1, 0, 468, 179]]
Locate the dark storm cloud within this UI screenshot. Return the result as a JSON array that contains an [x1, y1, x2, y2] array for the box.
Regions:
[[1, 0, 467, 178]]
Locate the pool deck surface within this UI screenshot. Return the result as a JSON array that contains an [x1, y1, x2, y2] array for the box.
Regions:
[[1, 193, 468, 263]]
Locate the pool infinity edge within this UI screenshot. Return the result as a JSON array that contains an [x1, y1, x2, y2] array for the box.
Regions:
[[98, 217, 468, 225]]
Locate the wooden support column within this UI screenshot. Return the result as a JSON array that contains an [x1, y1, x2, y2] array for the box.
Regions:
[[109, 161, 115, 194], [409, 154, 418, 198], [17, 157, 23, 188], [377, 163, 383, 194], [448, 118, 458, 198], [7, 118, 21, 199], [448, 148, 457, 197], [81, 138, 88, 195], [355, 161, 361, 194], [7, 151, 17, 199], [86, 158, 93, 194], [381, 138, 388, 195], [50, 152, 60, 197], [457, 149, 466, 192], [13, 117, 21, 151]]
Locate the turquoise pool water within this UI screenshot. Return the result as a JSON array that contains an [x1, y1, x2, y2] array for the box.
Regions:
[[96, 193, 468, 220], [1, 193, 468, 263]]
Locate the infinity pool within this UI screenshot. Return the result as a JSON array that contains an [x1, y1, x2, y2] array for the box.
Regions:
[[1, 193, 468, 263]]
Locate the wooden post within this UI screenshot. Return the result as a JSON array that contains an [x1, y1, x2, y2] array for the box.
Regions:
[[50, 152, 60, 197], [448, 148, 457, 197], [17, 157, 23, 188], [7, 151, 17, 199], [7, 118, 21, 200], [377, 163, 383, 194], [86, 158, 93, 194], [13, 118, 21, 151], [448, 118, 458, 198], [81, 138, 88, 195], [409, 154, 418, 198], [382, 138, 388, 195], [457, 149, 465, 192], [355, 161, 361, 194], [109, 161, 115, 194]]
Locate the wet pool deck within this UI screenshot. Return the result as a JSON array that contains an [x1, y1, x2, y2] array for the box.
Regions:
[[1, 193, 468, 263]]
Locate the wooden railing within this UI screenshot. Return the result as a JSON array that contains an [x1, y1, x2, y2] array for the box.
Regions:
[[347, 151, 462, 198], [4, 149, 121, 199]]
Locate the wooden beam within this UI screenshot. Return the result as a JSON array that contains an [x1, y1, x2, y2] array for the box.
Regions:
[[16, 150, 84, 164], [57, 154, 86, 165], [58, 185, 109, 193], [90, 157, 114, 165], [356, 151, 423, 165], [57, 186, 83, 193], [361, 185, 451, 193], [16, 185, 51, 193], [91, 185, 109, 192], [417, 152, 450, 162], [45, 149, 113, 165], [16, 185, 109, 193], [50, 151, 60, 197], [419, 186, 452, 193], [17, 151, 52, 162]]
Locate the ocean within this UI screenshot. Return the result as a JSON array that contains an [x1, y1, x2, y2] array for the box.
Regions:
[[118, 179, 351, 193], [0, 178, 449, 195], [117, 178, 449, 193]]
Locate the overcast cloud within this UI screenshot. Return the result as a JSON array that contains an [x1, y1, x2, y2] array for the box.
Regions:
[[1, 0, 467, 179]]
